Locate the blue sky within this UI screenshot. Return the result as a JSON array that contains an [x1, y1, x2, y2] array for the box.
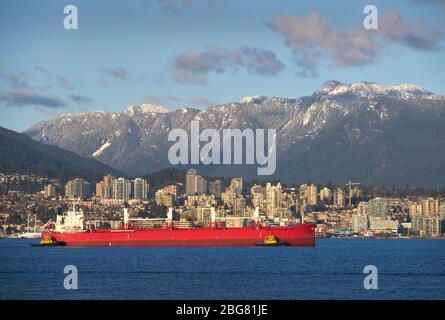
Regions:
[[0, 0, 444, 131]]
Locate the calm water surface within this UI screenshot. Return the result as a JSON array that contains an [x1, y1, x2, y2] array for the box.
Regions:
[[0, 238, 444, 300]]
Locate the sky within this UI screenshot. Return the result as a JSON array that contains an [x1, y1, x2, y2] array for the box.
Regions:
[[0, 0, 444, 132]]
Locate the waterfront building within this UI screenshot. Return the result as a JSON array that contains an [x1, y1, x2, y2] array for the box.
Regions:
[[412, 214, 424, 233], [368, 197, 388, 219], [352, 214, 368, 231], [423, 217, 442, 237], [368, 216, 399, 233]]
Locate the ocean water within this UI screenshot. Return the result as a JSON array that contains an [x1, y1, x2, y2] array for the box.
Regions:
[[0, 238, 444, 300]]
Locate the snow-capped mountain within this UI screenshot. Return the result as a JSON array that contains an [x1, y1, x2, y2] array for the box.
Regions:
[[24, 81, 445, 186]]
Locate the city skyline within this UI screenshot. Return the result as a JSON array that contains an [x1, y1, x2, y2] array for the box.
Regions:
[[2, 169, 445, 239]]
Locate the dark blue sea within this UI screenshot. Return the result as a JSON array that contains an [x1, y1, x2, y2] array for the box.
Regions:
[[1, 238, 444, 300]]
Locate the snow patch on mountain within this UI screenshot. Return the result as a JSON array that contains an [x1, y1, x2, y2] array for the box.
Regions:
[[318, 81, 433, 99], [124, 104, 169, 116], [240, 96, 268, 104], [92, 141, 111, 157]]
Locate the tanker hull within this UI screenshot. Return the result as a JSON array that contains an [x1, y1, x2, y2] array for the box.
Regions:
[[45, 225, 315, 247]]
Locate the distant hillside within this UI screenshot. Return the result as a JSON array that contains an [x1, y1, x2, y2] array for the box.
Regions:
[[0, 126, 122, 182]]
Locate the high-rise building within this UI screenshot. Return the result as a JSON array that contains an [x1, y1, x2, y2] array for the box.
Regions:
[[195, 175, 207, 195], [357, 202, 370, 216], [113, 178, 131, 202], [440, 204, 445, 220], [251, 185, 264, 209], [334, 187, 345, 208], [413, 215, 442, 237], [300, 184, 317, 206], [185, 169, 198, 195], [65, 178, 91, 199], [102, 175, 113, 199], [423, 217, 442, 236], [233, 196, 246, 215], [209, 180, 223, 196], [185, 169, 206, 195], [409, 203, 418, 216], [319, 187, 332, 203], [266, 183, 282, 218], [43, 184, 56, 198], [368, 197, 388, 219], [230, 178, 243, 196], [422, 198, 439, 216], [133, 178, 149, 200], [96, 175, 114, 199], [95, 182, 103, 198]]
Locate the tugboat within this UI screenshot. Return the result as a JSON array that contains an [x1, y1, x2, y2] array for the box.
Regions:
[[31, 233, 64, 246], [255, 234, 289, 246]]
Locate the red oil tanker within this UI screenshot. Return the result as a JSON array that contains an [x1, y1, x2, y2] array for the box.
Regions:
[[39, 206, 315, 247]]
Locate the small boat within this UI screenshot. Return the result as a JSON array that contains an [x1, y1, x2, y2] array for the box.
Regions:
[[18, 232, 41, 239], [30, 234, 64, 247], [255, 234, 289, 246]]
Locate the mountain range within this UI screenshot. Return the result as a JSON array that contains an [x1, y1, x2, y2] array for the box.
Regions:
[[23, 81, 445, 187]]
